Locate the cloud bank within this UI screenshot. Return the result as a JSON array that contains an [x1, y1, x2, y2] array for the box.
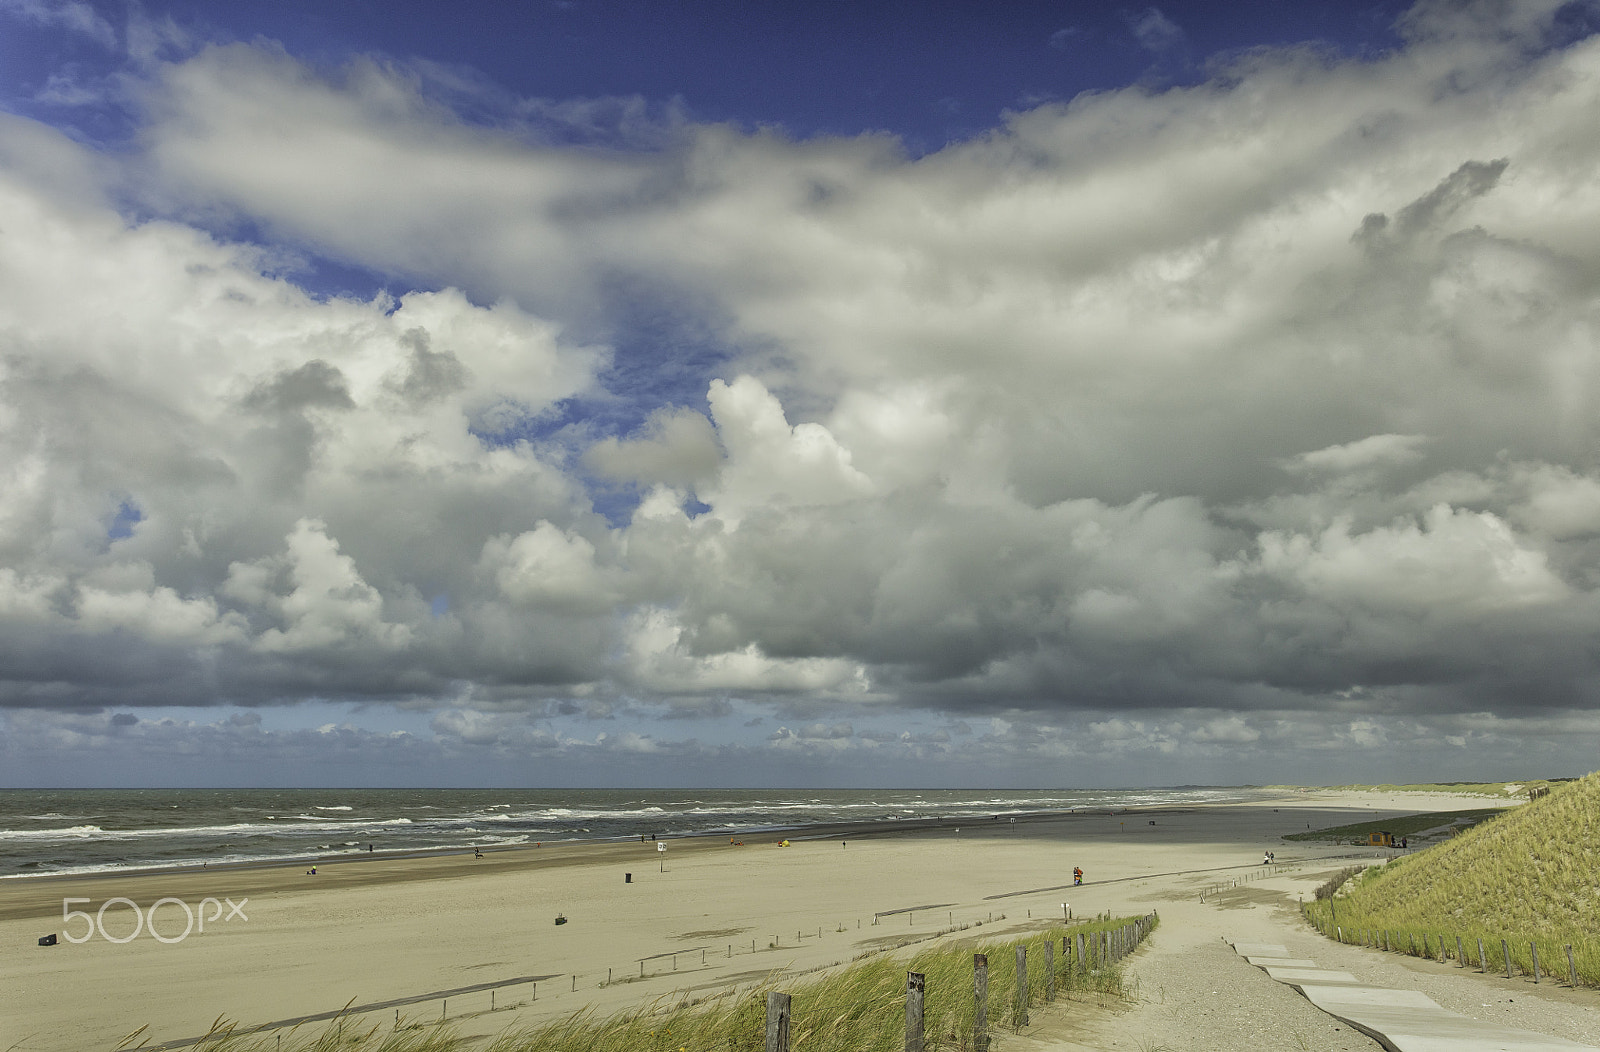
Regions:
[[4, 0, 1600, 782]]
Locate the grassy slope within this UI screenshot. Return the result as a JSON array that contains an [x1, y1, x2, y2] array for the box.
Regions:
[[1305, 770, 1600, 980]]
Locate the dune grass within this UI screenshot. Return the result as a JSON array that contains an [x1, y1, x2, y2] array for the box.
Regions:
[[1304, 770, 1600, 984], [173, 915, 1154, 1052]]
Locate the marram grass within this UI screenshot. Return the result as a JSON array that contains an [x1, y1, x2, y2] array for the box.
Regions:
[[169, 915, 1152, 1052], [1304, 770, 1600, 984]]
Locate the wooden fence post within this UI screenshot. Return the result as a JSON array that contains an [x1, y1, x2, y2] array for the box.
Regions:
[[1532, 942, 1540, 983], [1567, 945, 1577, 988], [1015, 945, 1029, 1027], [1044, 940, 1055, 1003], [1457, 936, 1465, 968], [1075, 933, 1085, 971], [1478, 938, 1487, 973], [1503, 939, 1513, 980], [973, 953, 990, 1052], [765, 992, 791, 1052], [905, 971, 925, 1052]]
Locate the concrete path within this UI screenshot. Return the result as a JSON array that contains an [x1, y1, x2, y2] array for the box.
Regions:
[[1232, 941, 1600, 1052]]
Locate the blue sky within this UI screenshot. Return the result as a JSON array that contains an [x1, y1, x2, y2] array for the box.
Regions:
[[3, 0, 1600, 787]]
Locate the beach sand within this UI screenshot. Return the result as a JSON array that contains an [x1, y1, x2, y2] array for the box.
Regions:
[[0, 790, 1515, 1051]]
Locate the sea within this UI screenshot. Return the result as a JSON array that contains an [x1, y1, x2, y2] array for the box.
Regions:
[[0, 786, 1255, 879]]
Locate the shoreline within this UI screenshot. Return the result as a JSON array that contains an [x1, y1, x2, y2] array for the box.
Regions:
[[0, 793, 1268, 888], [0, 786, 1267, 884]]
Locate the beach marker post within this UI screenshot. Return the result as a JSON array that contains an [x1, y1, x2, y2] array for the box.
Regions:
[[765, 991, 791, 1052], [972, 953, 990, 1052], [1015, 945, 1028, 1026], [905, 971, 925, 1052]]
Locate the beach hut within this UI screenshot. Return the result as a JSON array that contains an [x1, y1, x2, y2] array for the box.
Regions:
[[1366, 830, 1396, 847]]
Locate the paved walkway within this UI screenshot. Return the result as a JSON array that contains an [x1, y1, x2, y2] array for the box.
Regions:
[[1232, 942, 1600, 1052]]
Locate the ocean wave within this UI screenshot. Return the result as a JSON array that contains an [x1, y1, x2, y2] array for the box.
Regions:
[[0, 818, 421, 841], [0, 825, 104, 840]]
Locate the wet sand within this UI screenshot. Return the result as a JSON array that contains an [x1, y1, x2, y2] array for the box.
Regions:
[[0, 789, 1506, 1051]]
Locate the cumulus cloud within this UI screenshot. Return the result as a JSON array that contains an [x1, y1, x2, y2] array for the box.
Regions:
[[6, 0, 1600, 781]]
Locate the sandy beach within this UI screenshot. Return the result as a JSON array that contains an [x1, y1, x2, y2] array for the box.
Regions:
[[0, 789, 1536, 1051]]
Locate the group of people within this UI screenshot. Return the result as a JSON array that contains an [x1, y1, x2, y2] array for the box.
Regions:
[[1073, 866, 1083, 885]]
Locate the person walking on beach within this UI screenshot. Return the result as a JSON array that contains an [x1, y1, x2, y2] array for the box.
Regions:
[[1073, 866, 1083, 885]]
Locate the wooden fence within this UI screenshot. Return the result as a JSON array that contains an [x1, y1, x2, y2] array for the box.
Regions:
[[761, 912, 1158, 1052]]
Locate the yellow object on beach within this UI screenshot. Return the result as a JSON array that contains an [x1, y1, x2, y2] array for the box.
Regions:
[[779, 839, 790, 847]]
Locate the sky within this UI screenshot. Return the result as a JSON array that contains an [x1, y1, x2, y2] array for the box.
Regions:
[[2, 0, 1600, 788]]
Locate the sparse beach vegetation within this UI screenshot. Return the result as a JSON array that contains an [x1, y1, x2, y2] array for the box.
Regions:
[[150, 916, 1151, 1052]]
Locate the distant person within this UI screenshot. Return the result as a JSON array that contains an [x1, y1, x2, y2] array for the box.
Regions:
[[474, 849, 484, 859], [1073, 867, 1083, 886]]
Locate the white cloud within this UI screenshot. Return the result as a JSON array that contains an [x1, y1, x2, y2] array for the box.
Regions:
[[77, 577, 247, 646], [484, 521, 618, 615], [226, 519, 410, 653], [1284, 434, 1431, 475], [1257, 504, 1567, 616], [700, 376, 873, 523], [622, 607, 870, 696]]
